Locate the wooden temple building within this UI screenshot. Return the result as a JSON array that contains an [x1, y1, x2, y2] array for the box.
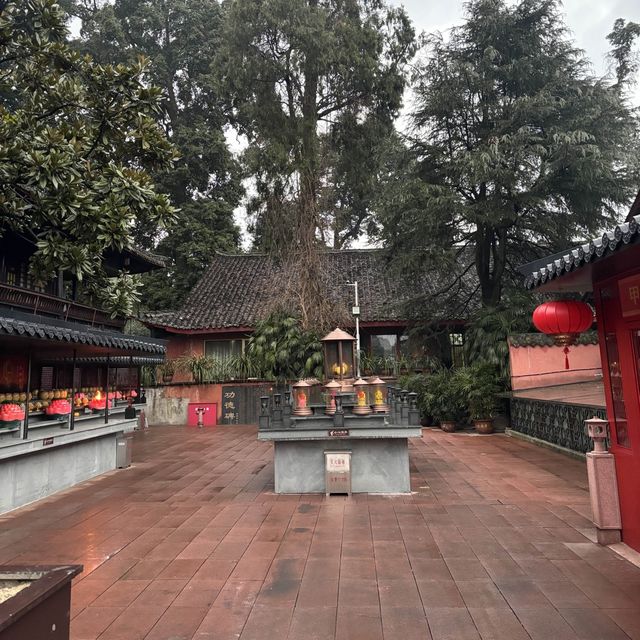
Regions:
[[145, 249, 471, 374], [0, 231, 166, 512]]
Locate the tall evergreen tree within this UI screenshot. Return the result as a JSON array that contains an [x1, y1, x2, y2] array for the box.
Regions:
[[218, 0, 415, 251], [216, 0, 415, 328], [376, 0, 640, 311], [72, 0, 243, 310]]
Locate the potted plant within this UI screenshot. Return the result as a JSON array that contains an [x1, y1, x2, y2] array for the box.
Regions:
[[422, 368, 466, 432], [158, 360, 175, 384], [175, 353, 214, 384], [457, 363, 501, 434]]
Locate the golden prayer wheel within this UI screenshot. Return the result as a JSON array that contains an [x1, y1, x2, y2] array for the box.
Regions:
[[352, 378, 372, 415], [369, 377, 388, 413]]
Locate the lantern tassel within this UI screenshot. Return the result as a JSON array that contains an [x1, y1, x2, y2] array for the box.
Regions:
[[564, 346, 570, 370]]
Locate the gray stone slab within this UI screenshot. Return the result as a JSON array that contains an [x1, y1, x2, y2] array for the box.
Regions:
[[259, 426, 421, 441], [0, 418, 134, 460], [273, 437, 411, 494]]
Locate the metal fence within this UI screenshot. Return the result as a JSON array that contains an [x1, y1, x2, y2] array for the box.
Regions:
[[510, 397, 607, 454]]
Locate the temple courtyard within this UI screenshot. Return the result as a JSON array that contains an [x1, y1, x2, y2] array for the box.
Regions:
[[2, 426, 640, 640]]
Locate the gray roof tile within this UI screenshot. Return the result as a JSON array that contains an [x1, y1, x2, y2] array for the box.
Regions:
[[0, 313, 165, 354], [524, 214, 640, 290], [145, 249, 436, 330]]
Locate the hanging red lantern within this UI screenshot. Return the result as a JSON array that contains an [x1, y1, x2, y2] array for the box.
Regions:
[[532, 300, 594, 369]]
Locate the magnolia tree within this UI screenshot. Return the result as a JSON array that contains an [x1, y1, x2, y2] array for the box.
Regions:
[[0, 0, 177, 316], [71, 0, 244, 311]]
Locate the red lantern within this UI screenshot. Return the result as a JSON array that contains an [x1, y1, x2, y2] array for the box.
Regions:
[[532, 300, 593, 369]]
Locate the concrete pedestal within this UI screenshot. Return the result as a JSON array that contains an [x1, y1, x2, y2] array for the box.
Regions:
[[259, 414, 421, 494], [0, 418, 136, 513], [273, 438, 411, 494], [586, 451, 622, 544]]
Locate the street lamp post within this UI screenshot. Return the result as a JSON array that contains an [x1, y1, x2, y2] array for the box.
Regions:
[[347, 281, 361, 378]]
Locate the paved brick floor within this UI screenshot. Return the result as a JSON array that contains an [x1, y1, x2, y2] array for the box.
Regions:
[[2, 426, 640, 640]]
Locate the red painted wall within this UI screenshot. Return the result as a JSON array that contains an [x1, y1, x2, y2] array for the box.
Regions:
[[509, 342, 602, 390], [166, 335, 204, 359], [592, 243, 640, 552]]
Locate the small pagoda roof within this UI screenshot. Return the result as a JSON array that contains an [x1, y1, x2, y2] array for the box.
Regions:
[[0, 309, 166, 358], [322, 328, 355, 342]]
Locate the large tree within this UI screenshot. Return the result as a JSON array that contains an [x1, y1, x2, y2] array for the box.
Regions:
[[377, 0, 640, 311], [0, 0, 176, 316], [216, 0, 415, 328], [72, 0, 243, 310]]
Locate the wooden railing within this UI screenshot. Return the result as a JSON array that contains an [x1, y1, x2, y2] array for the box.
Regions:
[[0, 283, 124, 329]]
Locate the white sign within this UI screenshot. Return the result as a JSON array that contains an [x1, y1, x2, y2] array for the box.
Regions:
[[326, 452, 350, 472]]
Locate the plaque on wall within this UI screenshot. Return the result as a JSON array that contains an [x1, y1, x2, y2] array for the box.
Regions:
[[221, 384, 272, 425], [619, 274, 640, 318]]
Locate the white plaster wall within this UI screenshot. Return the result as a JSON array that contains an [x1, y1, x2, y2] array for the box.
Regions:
[[145, 387, 189, 425]]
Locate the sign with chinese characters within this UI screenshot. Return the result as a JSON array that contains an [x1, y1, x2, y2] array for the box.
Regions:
[[220, 384, 273, 425], [619, 274, 640, 318], [326, 452, 351, 471], [221, 387, 239, 424], [324, 451, 352, 495], [42, 437, 54, 446]]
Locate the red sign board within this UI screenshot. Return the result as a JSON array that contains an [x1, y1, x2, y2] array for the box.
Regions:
[[619, 274, 640, 318]]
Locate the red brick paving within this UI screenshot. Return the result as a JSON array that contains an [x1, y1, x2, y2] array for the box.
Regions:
[[2, 425, 640, 639]]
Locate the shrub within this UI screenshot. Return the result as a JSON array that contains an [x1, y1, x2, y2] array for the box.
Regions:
[[458, 363, 502, 420], [247, 312, 323, 381], [421, 368, 467, 425]]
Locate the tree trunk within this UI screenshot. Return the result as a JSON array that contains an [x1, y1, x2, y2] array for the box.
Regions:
[[475, 224, 506, 308], [298, 0, 319, 249]]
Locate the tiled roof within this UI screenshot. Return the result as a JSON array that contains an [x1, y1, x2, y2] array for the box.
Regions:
[[508, 331, 599, 348], [145, 249, 441, 331], [0, 311, 166, 354], [523, 215, 640, 291]]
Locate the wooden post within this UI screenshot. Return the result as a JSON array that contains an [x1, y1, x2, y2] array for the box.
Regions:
[[70, 349, 76, 431], [104, 355, 110, 424], [22, 351, 32, 440]]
